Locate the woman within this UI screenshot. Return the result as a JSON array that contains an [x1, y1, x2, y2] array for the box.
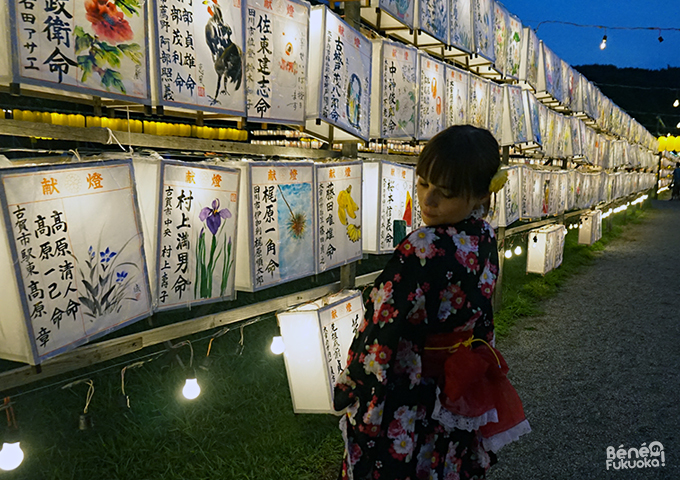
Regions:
[[334, 125, 529, 480]]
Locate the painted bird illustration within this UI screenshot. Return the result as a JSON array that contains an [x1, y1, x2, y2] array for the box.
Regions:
[[204, 0, 242, 105]]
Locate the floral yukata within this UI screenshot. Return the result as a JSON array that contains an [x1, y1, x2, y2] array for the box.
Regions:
[[334, 215, 500, 480]]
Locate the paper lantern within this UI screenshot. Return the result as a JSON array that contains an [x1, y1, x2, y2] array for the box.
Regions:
[[566, 170, 577, 211], [231, 160, 316, 292], [468, 74, 490, 130], [666, 136, 676, 152], [306, 6, 372, 141], [499, 85, 526, 146], [472, 0, 495, 63], [277, 290, 364, 413], [519, 165, 543, 220], [419, 0, 449, 44], [518, 27, 539, 90], [417, 53, 446, 140], [578, 210, 602, 245], [361, 0, 416, 32], [445, 64, 470, 127], [0, 158, 153, 365], [245, 0, 310, 123], [505, 13, 522, 79], [487, 82, 504, 142], [492, 1, 510, 76], [370, 39, 418, 140], [526, 224, 567, 275], [140, 160, 240, 311], [362, 160, 415, 254], [8, 0, 149, 102], [315, 161, 363, 273], [487, 166, 520, 228], [536, 42, 563, 104], [450, 0, 474, 54]]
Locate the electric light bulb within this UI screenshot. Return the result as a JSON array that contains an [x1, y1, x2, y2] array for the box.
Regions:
[[182, 378, 200, 400], [0, 442, 24, 471], [504, 249, 512, 259], [514, 246, 522, 256], [599, 35, 607, 50], [674, 99, 679, 108], [270, 336, 285, 355]]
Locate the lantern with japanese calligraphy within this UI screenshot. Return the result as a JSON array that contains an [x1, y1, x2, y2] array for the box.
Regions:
[[526, 224, 567, 275], [487, 165, 520, 228], [362, 160, 415, 254], [566, 169, 576, 211], [8, 0, 150, 102], [505, 12, 522, 79], [468, 73, 490, 130], [498, 85, 527, 147], [142, 160, 240, 310], [472, 0, 495, 63], [315, 161, 363, 273], [277, 290, 364, 413], [492, 0, 509, 77], [536, 42, 563, 105], [578, 210, 602, 246], [519, 165, 542, 220], [230, 160, 316, 292], [417, 53, 446, 140], [419, 0, 449, 44], [0, 6, 10, 85], [518, 26, 539, 90], [244, 0, 309, 123], [450, 0, 474, 54], [487, 81, 504, 142], [445, 64, 469, 127], [370, 39, 418, 140], [0, 158, 152, 365], [306, 6, 372, 142]]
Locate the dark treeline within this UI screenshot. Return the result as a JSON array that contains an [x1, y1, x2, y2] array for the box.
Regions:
[[574, 64, 680, 136]]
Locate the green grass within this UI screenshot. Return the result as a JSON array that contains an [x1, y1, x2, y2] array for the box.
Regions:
[[2, 201, 652, 479]]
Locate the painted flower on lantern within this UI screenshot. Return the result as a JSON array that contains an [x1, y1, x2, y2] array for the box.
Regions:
[[116, 270, 128, 283], [199, 199, 232, 236], [100, 247, 117, 265], [85, 0, 134, 43]]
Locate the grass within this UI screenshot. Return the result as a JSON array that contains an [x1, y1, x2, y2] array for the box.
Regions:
[[2, 200, 652, 479]]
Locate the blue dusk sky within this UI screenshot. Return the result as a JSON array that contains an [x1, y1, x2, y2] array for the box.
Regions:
[[500, 0, 680, 70]]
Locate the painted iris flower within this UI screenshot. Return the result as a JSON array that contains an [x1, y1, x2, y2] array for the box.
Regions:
[[199, 199, 232, 236]]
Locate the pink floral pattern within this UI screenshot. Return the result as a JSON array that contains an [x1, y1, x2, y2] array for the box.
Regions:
[[335, 217, 498, 480]]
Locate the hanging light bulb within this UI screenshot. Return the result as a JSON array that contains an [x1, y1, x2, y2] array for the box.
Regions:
[[270, 336, 285, 355], [599, 34, 607, 50], [514, 246, 522, 256], [0, 442, 23, 471], [504, 249, 512, 259], [182, 378, 201, 400], [674, 99, 679, 108], [676, 121, 680, 129]]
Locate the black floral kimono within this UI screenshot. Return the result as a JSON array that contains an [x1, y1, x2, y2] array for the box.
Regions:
[[334, 215, 499, 480]]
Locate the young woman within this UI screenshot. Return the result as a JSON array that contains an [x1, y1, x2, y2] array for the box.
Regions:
[[334, 125, 529, 480]]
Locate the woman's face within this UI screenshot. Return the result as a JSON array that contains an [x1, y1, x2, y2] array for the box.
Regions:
[[416, 175, 487, 226]]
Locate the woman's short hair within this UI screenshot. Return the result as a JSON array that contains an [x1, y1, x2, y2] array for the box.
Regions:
[[416, 125, 500, 200]]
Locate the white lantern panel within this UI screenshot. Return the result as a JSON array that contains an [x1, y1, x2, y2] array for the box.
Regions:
[[10, 0, 149, 101], [372, 40, 418, 139], [245, 0, 309, 123], [503, 166, 520, 226], [527, 225, 566, 275], [519, 27, 539, 89], [487, 82, 504, 142], [492, 1, 509, 76], [155, 161, 240, 311], [417, 54, 446, 140], [379, 0, 416, 29], [505, 13, 522, 79], [468, 74, 489, 129], [153, 0, 246, 114], [450, 0, 474, 53], [0, 159, 152, 365], [503, 85, 528, 145], [278, 290, 363, 413], [306, 6, 372, 141], [473, 0, 495, 62], [316, 162, 363, 273], [445, 65, 469, 127], [233, 161, 316, 292], [419, 0, 449, 43], [521, 90, 541, 146], [362, 161, 415, 254], [539, 42, 563, 103], [578, 210, 602, 246]]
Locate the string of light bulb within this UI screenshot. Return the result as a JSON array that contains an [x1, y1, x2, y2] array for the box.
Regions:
[[532, 21, 680, 49]]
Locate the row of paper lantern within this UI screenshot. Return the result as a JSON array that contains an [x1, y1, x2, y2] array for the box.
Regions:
[[0, 0, 655, 151], [657, 136, 680, 152], [487, 165, 657, 228]]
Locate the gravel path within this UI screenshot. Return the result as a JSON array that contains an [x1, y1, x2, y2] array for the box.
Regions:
[[488, 200, 680, 480]]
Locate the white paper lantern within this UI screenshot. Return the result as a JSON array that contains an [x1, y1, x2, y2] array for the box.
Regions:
[[526, 224, 567, 275], [315, 161, 363, 273], [450, 0, 474, 54], [499, 85, 528, 146], [578, 210, 602, 245], [0, 158, 153, 365], [492, 1, 509, 77], [487, 165, 520, 228], [417, 53, 446, 140], [518, 26, 539, 90], [230, 160, 316, 292], [244, 0, 310, 123], [277, 290, 364, 413], [487, 81, 504, 142], [370, 39, 418, 140], [468, 73, 490, 130], [362, 160, 415, 254], [445, 64, 469, 127], [472, 0, 495, 63], [536, 42, 563, 105], [419, 0, 449, 44], [306, 6, 372, 141], [8, 0, 149, 102]]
